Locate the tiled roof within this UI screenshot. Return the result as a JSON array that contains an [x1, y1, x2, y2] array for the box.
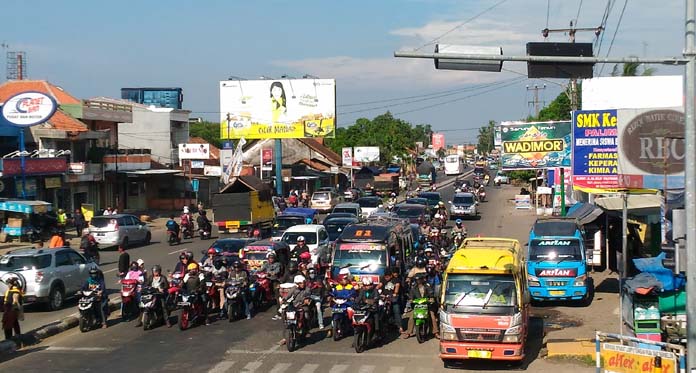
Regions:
[[0, 80, 80, 104], [188, 137, 220, 160], [48, 110, 88, 132], [297, 158, 330, 171], [298, 138, 341, 164]]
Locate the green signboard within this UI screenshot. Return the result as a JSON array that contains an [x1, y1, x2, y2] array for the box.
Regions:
[[500, 121, 572, 170]]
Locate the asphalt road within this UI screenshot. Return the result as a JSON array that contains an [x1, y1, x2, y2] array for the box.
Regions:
[[0, 174, 594, 373]]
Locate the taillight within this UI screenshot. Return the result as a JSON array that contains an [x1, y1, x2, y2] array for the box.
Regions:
[[35, 271, 44, 283]]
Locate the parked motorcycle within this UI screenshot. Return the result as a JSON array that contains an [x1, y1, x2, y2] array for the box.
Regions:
[[224, 279, 245, 322], [139, 286, 165, 330], [167, 229, 180, 246], [120, 279, 139, 321], [330, 297, 351, 341], [352, 304, 378, 353], [412, 297, 432, 343], [177, 291, 205, 331], [77, 289, 103, 332]]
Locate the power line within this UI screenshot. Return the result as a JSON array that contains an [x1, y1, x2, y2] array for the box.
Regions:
[[545, 0, 551, 30], [599, 0, 628, 76], [337, 83, 503, 108], [574, 0, 584, 26], [595, 0, 616, 56], [414, 0, 510, 51]]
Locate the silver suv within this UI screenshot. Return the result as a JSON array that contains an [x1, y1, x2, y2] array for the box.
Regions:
[[89, 214, 152, 249], [0, 247, 99, 310]]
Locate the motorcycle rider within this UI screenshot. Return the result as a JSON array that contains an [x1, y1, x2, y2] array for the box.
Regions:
[[306, 267, 325, 329], [290, 236, 309, 263], [378, 270, 403, 333], [144, 265, 172, 327], [202, 248, 217, 270], [281, 275, 314, 339], [431, 214, 443, 230], [180, 206, 192, 238], [451, 219, 466, 245], [196, 210, 211, 236], [406, 256, 428, 283], [260, 252, 283, 302], [355, 277, 382, 337], [228, 260, 252, 319], [79, 228, 99, 262], [272, 260, 300, 321], [82, 268, 108, 329], [402, 272, 439, 339], [173, 251, 197, 274], [436, 201, 448, 221], [183, 262, 209, 325], [211, 259, 228, 318], [166, 215, 180, 242], [478, 184, 486, 200]]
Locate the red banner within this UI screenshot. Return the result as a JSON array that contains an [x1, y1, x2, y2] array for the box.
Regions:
[[432, 133, 445, 151], [3, 157, 67, 176], [262, 148, 273, 165]]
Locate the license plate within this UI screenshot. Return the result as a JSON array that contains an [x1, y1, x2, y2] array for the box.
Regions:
[[97, 233, 105, 236], [206, 282, 213, 287], [285, 311, 296, 320], [226, 222, 240, 228], [177, 302, 190, 306], [549, 290, 565, 296], [467, 350, 492, 359], [548, 281, 566, 287], [332, 308, 345, 313]]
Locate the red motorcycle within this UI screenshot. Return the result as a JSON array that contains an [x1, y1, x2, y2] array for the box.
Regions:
[[250, 271, 274, 308], [204, 273, 220, 312], [120, 279, 139, 320], [177, 290, 205, 331], [167, 272, 183, 311]]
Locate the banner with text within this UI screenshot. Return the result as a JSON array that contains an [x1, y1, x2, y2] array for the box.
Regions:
[[572, 110, 620, 192], [500, 121, 571, 170]]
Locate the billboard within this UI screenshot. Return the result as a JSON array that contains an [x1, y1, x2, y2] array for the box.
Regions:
[[261, 148, 273, 170], [342, 147, 353, 167], [617, 108, 685, 189], [178, 143, 210, 160], [219, 79, 336, 139], [354, 147, 380, 163], [571, 110, 620, 192], [500, 121, 571, 170], [582, 76, 682, 110], [431, 133, 445, 151]]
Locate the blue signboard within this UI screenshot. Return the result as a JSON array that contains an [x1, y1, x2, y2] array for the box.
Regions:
[[571, 110, 620, 191], [191, 179, 200, 192]]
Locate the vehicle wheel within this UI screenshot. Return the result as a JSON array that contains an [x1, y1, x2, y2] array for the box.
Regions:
[[416, 324, 428, 344], [47, 284, 65, 311], [144, 232, 151, 245], [354, 329, 366, 353], [142, 313, 151, 331], [121, 237, 129, 250], [179, 310, 189, 331], [332, 321, 340, 341], [79, 315, 89, 333], [286, 325, 297, 352]]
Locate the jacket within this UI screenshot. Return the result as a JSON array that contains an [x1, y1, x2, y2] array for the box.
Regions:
[[260, 261, 282, 280], [118, 252, 130, 274], [409, 283, 434, 300], [283, 286, 312, 308], [146, 275, 169, 292]]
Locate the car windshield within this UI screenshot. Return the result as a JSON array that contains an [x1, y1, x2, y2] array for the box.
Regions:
[[444, 274, 517, 311], [453, 196, 475, 205], [325, 222, 351, 241], [357, 198, 381, 208], [274, 217, 304, 231], [244, 252, 269, 261], [529, 239, 582, 261], [0, 254, 52, 270], [406, 198, 427, 205], [312, 193, 330, 201], [211, 240, 247, 253], [474, 167, 485, 174], [395, 208, 423, 218], [332, 208, 357, 215], [333, 242, 386, 268], [282, 232, 318, 245]]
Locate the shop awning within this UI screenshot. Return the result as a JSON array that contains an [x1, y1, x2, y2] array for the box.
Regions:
[[594, 194, 661, 213], [566, 202, 604, 225], [0, 200, 52, 214]]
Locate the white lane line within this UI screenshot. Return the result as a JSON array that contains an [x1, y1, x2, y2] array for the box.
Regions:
[[328, 365, 349, 373], [387, 367, 405, 373], [297, 363, 319, 373], [208, 360, 235, 373], [241, 361, 262, 372], [103, 268, 118, 274], [45, 346, 111, 352], [358, 365, 376, 373], [168, 248, 185, 255], [224, 349, 432, 359], [268, 363, 292, 373]]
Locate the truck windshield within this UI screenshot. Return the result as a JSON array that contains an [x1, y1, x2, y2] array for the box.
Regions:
[[274, 217, 304, 231], [529, 239, 582, 261], [444, 274, 517, 311], [333, 242, 386, 269]]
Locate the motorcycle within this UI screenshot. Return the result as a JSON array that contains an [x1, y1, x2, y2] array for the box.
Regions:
[[120, 279, 140, 321], [77, 289, 103, 332], [351, 304, 379, 353], [139, 286, 165, 330], [412, 297, 432, 343], [167, 272, 183, 312], [281, 297, 309, 352], [181, 222, 194, 239], [478, 190, 486, 202], [177, 290, 205, 330], [167, 229, 180, 246], [330, 297, 351, 341], [249, 271, 273, 309], [203, 273, 220, 312], [199, 224, 211, 240], [224, 279, 245, 322], [81, 247, 100, 265]]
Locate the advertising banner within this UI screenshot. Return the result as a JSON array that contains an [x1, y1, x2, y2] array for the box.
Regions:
[[514, 195, 531, 209], [494, 126, 502, 146], [616, 108, 684, 189], [342, 147, 353, 167], [354, 147, 380, 163], [219, 79, 336, 139], [600, 342, 677, 373], [572, 110, 620, 191], [204, 165, 222, 176], [500, 121, 571, 170], [261, 148, 273, 171], [190, 160, 205, 169], [432, 133, 445, 151], [179, 143, 210, 160]]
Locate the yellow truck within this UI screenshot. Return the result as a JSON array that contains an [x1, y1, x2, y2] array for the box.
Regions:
[[212, 175, 275, 235], [439, 237, 530, 365]]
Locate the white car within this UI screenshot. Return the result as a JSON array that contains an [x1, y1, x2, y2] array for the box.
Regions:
[[280, 224, 330, 264], [356, 196, 382, 219], [494, 172, 510, 184], [89, 214, 152, 249]]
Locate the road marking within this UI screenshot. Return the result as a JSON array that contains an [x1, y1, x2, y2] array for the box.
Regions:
[[297, 363, 319, 373], [358, 365, 376, 373], [169, 248, 185, 255], [208, 360, 235, 373], [268, 363, 292, 373], [328, 364, 349, 373], [387, 367, 405, 373], [103, 268, 118, 274], [223, 349, 432, 359], [241, 361, 262, 372], [45, 346, 111, 352]]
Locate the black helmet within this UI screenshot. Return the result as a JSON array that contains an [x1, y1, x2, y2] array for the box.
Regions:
[[152, 265, 162, 274], [214, 260, 223, 269], [232, 260, 243, 269], [89, 268, 99, 279], [415, 256, 427, 268], [185, 251, 194, 261], [130, 262, 139, 271], [179, 253, 187, 261]]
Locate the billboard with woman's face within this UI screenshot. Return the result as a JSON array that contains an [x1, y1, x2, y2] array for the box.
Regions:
[[220, 79, 336, 139]]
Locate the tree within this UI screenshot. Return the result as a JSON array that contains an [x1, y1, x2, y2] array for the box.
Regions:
[[477, 120, 496, 154], [611, 57, 656, 77], [189, 121, 223, 149]]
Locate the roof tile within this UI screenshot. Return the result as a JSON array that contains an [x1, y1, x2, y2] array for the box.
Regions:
[[0, 80, 80, 104]]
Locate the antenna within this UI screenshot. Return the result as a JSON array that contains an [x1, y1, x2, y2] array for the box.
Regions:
[[7, 51, 27, 80]]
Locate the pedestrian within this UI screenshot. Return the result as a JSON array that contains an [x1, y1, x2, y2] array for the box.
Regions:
[[73, 208, 86, 237], [117, 246, 130, 279], [103, 206, 113, 216], [56, 209, 67, 232], [2, 276, 23, 339], [48, 230, 64, 248]]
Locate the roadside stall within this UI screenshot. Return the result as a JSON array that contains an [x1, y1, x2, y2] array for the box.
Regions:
[[0, 200, 54, 242]]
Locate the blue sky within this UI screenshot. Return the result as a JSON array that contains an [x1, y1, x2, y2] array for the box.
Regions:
[[2, 0, 686, 145]]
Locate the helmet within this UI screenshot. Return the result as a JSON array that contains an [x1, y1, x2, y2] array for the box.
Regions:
[[214, 260, 223, 269], [183, 206, 189, 214], [185, 251, 194, 261], [297, 236, 305, 242], [89, 268, 99, 279], [179, 253, 187, 261], [307, 268, 316, 279], [207, 248, 216, 255], [390, 192, 396, 197], [434, 213, 441, 219], [430, 228, 439, 235], [233, 261, 243, 269], [136, 259, 144, 266], [130, 262, 139, 271], [455, 219, 462, 226], [187, 263, 199, 271], [424, 246, 433, 253], [152, 265, 162, 274], [267, 252, 277, 259], [415, 256, 427, 268], [361, 277, 373, 286], [438, 201, 445, 207], [299, 252, 311, 261], [293, 275, 306, 284]]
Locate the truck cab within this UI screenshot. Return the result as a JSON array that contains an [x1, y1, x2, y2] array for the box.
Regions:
[[439, 237, 530, 363], [526, 217, 589, 303]]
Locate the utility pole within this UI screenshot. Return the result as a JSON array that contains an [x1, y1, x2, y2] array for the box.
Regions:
[[526, 84, 546, 117]]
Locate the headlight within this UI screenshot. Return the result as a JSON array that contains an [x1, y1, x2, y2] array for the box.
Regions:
[[442, 331, 458, 341], [439, 314, 457, 340], [528, 275, 540, 287], [573, 274, 587, 287], [503, 334, 522, 343]]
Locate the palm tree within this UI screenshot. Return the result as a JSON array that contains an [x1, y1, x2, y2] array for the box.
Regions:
[[611, 56, 656, 76]]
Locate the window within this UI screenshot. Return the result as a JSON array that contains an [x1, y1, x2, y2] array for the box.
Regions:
[[68, 251, 85, 265], [55, 252, 71, 267], [319, 229, 328, 241], [0, 254, 51, 270]]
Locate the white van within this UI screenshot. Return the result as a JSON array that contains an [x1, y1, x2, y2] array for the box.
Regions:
[[280, 224, 330, 264]]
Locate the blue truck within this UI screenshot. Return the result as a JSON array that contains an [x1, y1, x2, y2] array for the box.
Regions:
[[526, 217, 590, 303]]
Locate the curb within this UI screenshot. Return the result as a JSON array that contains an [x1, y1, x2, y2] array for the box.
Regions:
[[0, 299, 122, 355]]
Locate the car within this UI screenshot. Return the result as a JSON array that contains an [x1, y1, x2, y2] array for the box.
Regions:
[[494, 171, 510, 184], [393, 203, 430, 224], [310, 191, 342, 213], [331, 202, 362, 219], [0, 247, 99, 310], [201, 238, 257, 263], [323, 212, 360, 224], [417, 192, 442, 209], [280, 224, 330, 263], [343, 188, 362, 201], [272, 208, 318, 241], [473, 166, 486, 178], [355, 196, 382, 219], [323, 216, 360, 242], [449, 192, 479, 218], [88, 214, 151, 249]]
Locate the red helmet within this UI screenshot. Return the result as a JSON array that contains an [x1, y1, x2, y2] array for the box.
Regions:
[[207, 248, 216, 255], [299, 252, 311, 261]]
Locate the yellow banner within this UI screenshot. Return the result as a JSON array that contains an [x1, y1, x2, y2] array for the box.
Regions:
[[601, 343, 677, 373], [219, 117, 335, 139]]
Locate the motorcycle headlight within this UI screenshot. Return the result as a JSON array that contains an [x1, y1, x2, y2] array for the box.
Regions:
[[573, 274, 587, 287]]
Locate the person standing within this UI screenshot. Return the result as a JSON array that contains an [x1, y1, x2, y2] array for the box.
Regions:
[[117, 246, 130, 279], [2, 277, 23, 339], [56, 209, 67, 233], [73, 208, 86, 237]]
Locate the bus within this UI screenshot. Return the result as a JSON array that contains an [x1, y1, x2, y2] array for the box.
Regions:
[[444, 155, 463, 175]]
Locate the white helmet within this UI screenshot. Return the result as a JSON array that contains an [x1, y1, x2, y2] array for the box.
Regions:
[[183, 206, 189, 214], [361, 277, 373, 286], [293, 275, 306, 284], [297, 236, 305, 242], [424, 246, 434, 253], [434, 213, 442, 219]]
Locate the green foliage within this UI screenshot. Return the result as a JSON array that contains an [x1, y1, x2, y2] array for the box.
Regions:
[[611, 57, 657, 77], [189, 121, 222, 148], [325, 112, 432, 164], [507, 170, 536, 181], [477, 120, 496, 154], [526, 89, 575, 122]]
